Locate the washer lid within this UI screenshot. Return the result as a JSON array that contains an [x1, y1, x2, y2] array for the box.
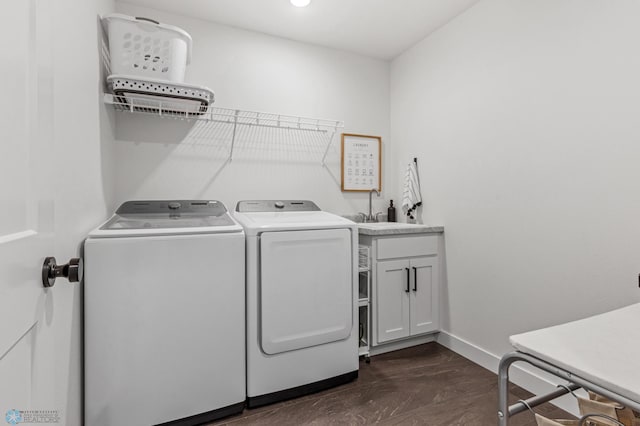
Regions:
[[89, 200, 243, 237]]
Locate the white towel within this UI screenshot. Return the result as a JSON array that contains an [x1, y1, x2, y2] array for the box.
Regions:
[[402, 161, 422, 220]]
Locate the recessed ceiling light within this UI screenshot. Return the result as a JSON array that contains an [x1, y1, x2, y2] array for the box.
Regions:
[[290, 0, 311, 7]]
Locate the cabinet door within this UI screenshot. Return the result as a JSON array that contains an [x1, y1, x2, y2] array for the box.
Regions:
[[409, 257, 439, 336], [376, 259, 411, 343]]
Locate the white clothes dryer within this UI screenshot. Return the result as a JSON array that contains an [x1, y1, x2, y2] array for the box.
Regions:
[[84, 200, 245, 426], [234, 200, 358, 408]]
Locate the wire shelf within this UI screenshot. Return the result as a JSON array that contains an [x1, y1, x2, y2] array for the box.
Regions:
[[104, 93, 344, 164], [104, 93, 344, 131], [358, 245, 370, 271]]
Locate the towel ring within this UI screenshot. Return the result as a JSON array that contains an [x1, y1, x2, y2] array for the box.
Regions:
[[517, 399, 535, 414], [557, 384, 580, 399]]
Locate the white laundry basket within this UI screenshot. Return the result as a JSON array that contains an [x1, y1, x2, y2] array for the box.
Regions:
[[104, 14, 192, 83]]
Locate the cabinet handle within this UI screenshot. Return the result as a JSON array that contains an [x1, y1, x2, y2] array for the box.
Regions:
[[405, 268, 410, 293], [412, 267, 417, 291]]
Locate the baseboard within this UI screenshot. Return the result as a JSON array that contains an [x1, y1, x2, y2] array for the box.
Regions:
[[436, 331, 581, 416]]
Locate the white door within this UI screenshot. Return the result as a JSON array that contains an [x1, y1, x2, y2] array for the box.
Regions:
[[375, 259, 411, 344], [409, 257, 439, 336], [260, 229, 353, 355], [0, 0, 60, 423]]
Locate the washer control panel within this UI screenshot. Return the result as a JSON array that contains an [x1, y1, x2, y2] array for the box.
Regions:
[[103, 200, 236, 230], [115, 200, 227, 216], [236, 200, 321, 212]]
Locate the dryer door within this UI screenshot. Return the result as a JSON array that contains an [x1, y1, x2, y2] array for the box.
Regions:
[[260, 228, 353, 355]]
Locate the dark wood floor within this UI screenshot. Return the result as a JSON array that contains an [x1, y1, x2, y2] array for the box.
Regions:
[[209, 343, 573, 425]]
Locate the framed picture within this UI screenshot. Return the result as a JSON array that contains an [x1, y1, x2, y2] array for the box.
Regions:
[[341, 133, 382, 192]]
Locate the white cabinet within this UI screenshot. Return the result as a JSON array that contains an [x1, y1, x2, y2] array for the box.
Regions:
[[376, 256, 439, 344], [359, 232, 441, 349]]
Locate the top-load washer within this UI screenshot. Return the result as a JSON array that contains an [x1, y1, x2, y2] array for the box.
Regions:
[[84, 200, 245, 426], [234, 200, 358, 408]]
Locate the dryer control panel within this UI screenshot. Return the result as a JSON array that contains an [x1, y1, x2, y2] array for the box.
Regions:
[[236, 200, 321, 212]]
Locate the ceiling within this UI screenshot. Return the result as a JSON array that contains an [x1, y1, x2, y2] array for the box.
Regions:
[[118, 0, 481, 60]]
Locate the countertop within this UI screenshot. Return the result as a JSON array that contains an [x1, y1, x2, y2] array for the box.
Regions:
[[356, 223, 444, 236]]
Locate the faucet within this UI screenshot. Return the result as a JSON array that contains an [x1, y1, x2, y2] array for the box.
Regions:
[[367, 189, 380, 222]]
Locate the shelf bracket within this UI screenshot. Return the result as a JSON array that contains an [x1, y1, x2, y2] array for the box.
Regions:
[[228, 109, 239, 162], [321, 129, 337, 166]]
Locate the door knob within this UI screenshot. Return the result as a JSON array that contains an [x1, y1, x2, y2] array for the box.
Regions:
[[42, 257, 83, 288]]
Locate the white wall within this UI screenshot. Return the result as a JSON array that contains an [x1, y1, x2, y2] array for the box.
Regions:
[[52, 0, 115, 424], [391, 0, 640, 380], [112, 2, 391, 215]]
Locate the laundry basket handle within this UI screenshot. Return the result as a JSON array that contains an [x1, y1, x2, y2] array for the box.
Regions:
[[135, 16, 160, 25]]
